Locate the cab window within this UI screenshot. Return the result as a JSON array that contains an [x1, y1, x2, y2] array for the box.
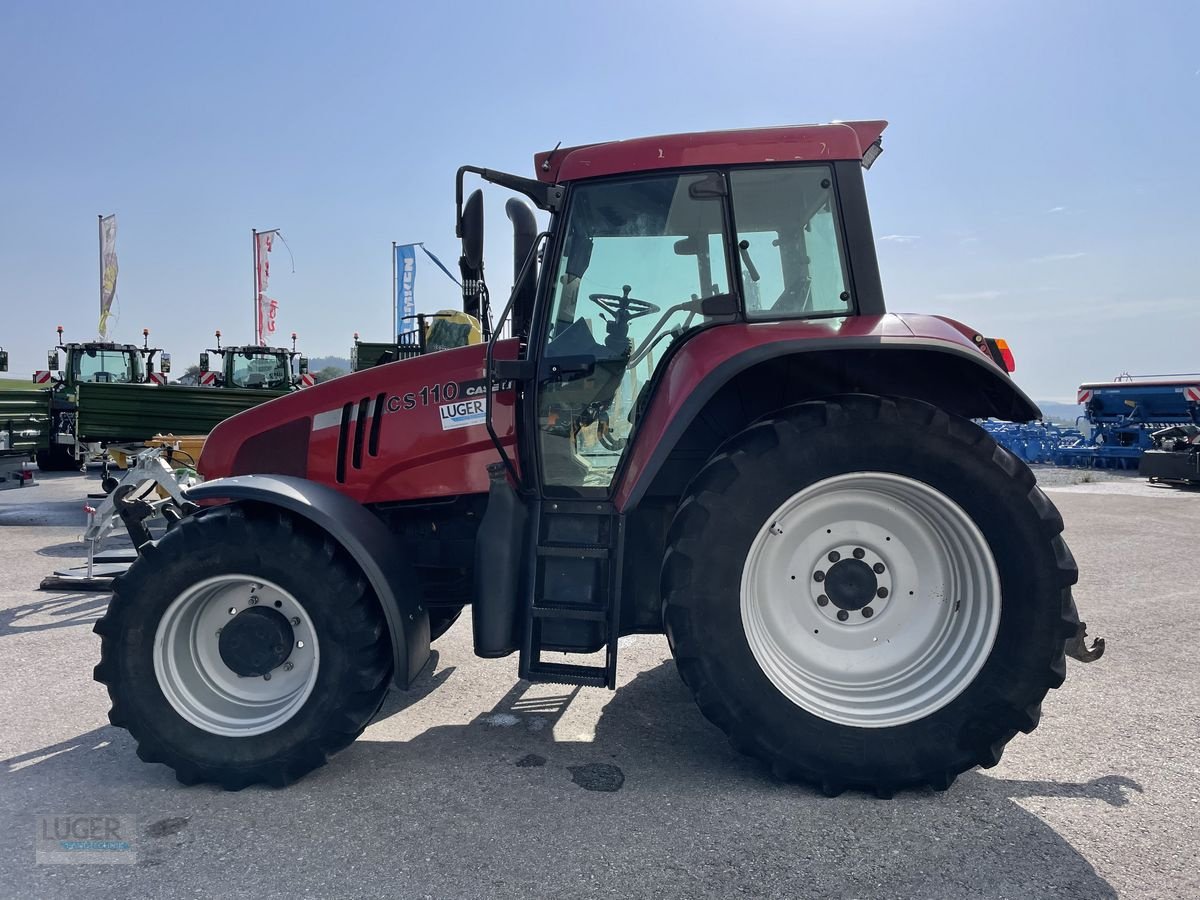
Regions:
[[731, 166, 851, 318]]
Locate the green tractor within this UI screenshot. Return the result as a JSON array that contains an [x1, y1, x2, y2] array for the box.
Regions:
[[198, 330, 312, 390], [0, 326, 170, 471]]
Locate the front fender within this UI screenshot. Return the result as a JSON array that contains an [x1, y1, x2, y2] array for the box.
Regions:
[[185, 474, 431, 689]]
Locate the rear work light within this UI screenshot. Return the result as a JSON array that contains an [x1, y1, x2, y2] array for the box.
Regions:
[[981, 337, 1016, 373]]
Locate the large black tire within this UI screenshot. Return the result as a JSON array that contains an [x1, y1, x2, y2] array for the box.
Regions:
[[662, 395, 1080, 796], [94, 503, 393, 789]]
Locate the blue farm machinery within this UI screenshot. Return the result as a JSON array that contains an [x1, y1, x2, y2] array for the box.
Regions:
[[980, 375, 1200, 482]]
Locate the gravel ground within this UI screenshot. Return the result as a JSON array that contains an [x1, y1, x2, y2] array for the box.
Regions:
[[0, 470, 1197, 899]]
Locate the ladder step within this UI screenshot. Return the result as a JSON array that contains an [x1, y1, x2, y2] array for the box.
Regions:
[[524, 661, 608, 688], [536, 543, 610, 559], [531, 603, 608, 622]]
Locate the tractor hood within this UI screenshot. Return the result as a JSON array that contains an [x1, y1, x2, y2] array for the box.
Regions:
[[198, 341, 520, 504]]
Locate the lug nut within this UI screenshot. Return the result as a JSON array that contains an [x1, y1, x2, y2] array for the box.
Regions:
[[836, 610, 849, 622], [828, 551, 841, 563], [873, 562, 885, 574], [817, 595, 829, 607], [853, 548, 865, 559], [877, 587, 889, 598], [263, 672, 271, 681], [248, 596, 258, 605], [283, 661, 294, 671], [291, 617, 301, 626], [228, 607, 236, 615], [862, 606, 874, 618], [813, 571, 826, 583]]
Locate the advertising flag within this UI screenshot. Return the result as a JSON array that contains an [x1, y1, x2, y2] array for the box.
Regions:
[[98, 215, 118, 338], [396, 243, 417, 334], [256, 230, 277, 345]]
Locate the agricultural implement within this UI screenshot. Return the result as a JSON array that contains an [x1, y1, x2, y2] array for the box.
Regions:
[[981, 374, 1200, 478], [0, 348, 37, 491], [351, 312, 484, 372], [94, 121, 1104, 795]]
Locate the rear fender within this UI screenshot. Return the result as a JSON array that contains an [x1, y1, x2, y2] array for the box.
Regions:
[[185, 474, 431, 689], [616, 336, 1040, 511]]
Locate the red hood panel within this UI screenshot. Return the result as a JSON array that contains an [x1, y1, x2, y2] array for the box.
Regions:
[[199, 341, 519, 503]]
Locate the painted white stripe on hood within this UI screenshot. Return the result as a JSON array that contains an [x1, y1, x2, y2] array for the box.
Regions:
[[312, 405, 357, 432]]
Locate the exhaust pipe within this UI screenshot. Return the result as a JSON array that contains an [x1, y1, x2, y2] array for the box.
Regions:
[[506, 198, 537, 337]]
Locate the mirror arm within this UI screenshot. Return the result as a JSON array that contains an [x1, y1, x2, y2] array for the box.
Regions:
[[456, 166, 564, 237]]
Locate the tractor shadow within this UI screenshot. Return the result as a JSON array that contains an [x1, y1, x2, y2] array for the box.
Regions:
[[0, 591, 110, 637], [3, 657, 1129, 898]]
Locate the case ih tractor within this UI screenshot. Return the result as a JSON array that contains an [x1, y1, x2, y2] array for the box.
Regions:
[[94, 121, 1104, 795]]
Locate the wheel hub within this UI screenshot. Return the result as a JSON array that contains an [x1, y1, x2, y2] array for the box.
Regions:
[[218, 606, 295, 677], [822, 558, 877, 611]]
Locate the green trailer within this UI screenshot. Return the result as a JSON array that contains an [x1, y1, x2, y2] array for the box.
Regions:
[[76, 382, 287, 442]]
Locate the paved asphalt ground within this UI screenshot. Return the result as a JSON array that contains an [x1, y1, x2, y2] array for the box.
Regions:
[[0, 469, 1197, 899]]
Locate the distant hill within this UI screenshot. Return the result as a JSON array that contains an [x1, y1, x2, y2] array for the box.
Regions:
[[1036, 401, 1084, 425], [308, 356, 351, 372]]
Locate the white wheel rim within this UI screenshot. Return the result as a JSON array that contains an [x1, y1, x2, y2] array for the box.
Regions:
[[153, 574, 320, 737], [740, 472, 1001, 728]]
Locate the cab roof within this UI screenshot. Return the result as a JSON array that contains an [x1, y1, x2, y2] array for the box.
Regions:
[[534, 120, 887, 184]]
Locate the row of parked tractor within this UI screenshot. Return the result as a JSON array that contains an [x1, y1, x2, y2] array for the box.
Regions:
[[0, 319, 465, 491]]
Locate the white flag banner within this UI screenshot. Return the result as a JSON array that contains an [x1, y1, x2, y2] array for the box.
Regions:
[[99, 215, 118, 338], [255, 231, 275, 345]]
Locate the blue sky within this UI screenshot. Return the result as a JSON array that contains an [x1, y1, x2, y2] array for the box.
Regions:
[[1, 0, 1196, 400]]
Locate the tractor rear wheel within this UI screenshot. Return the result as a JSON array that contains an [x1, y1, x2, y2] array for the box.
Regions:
[[662, 395, 1080, 796], [94, 503, 392, 789]]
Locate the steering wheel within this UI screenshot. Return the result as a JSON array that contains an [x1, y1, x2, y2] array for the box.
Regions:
[[588, 285, 661, 320]]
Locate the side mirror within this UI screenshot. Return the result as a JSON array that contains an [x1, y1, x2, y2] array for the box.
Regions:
[[48, 351, 60, 371], [160, 352, 172, 374], [461, 189, 484, 271], [298, 357, 309, 375], [0, 349, 7, 372], [199, 352, 210, 372]]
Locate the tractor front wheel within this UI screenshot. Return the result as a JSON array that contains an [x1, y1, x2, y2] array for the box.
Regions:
[[662, 395, 1080, 796], [94, 503, 392, 789]]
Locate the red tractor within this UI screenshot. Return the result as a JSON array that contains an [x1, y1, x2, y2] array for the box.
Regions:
[[94, 121, 1103, 794]]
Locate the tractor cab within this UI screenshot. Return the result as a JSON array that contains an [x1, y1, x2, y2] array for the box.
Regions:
[[40, 326, 169, 389], [199, 330, 311, 390]]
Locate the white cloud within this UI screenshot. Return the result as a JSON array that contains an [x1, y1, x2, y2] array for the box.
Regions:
[[935, 290, 1004, 302], [958, 236, 980, 245], [1046, 206, 1067, 213], [1030, 251, 1087, 263], [879, 234, 920, 243]]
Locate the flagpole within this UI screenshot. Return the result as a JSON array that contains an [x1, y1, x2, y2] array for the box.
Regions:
[[98, 215, 104, 339], [252, 228, 259, 346], [391, 241, 398, 342]]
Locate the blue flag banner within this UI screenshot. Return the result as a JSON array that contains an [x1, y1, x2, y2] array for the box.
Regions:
[[395, 243, 417, 333], [420, 245, 462, 287]]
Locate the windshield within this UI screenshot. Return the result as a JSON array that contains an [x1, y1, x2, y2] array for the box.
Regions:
[[229, 352, 290, 389], [72, 348, 138, 383], [538, 172, 731, 488]]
